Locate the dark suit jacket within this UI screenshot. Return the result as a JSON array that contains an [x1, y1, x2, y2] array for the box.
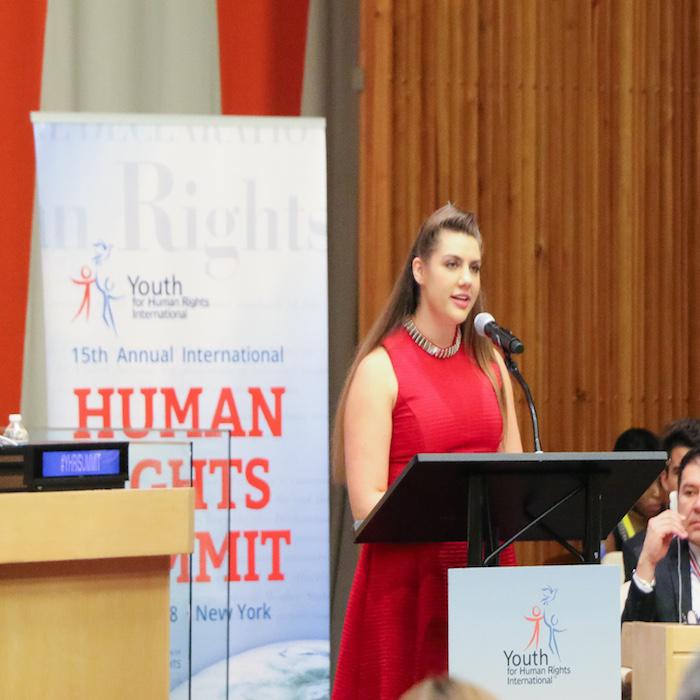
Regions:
[[622, 539, 692, 623], [622, 530, 646, 581]]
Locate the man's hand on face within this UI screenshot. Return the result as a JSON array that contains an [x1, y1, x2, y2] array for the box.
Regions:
[[636, 510, 688, 584]]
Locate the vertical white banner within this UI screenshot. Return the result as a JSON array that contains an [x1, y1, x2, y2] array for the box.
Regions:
[[32, 113, 329, 698]]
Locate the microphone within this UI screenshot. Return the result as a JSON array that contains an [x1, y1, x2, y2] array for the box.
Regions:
[[474, 312, 524, 354], [475, 312, 541, 451]]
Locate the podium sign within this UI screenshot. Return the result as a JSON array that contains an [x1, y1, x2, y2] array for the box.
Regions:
[[449, 565, 619, 698]]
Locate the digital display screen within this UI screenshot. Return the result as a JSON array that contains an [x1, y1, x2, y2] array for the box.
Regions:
[[42, 449, 122, 478]]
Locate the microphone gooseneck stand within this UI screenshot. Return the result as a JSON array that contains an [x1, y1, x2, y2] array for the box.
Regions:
[[502, 348, 542, 453]]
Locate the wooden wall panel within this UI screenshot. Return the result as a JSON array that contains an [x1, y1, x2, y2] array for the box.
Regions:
[[359, 0, 700, 565]]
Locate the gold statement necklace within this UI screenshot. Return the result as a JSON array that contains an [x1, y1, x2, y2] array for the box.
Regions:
[[402, 318, 462, 359]]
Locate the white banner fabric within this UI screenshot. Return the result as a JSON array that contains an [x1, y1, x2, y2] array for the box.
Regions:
[[32, 113, 329, 699]]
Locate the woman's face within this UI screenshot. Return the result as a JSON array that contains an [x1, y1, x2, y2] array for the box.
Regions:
[[412, 229, 481, 326]]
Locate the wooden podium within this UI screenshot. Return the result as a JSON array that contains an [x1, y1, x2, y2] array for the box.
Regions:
[[0, 488, 194, 700], [622, 622, 700, 699]]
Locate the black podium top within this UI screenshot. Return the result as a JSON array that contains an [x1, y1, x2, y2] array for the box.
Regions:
[[355, 451, 666, 544]]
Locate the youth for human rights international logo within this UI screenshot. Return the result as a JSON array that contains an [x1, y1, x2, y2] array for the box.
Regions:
[[70, 241, 120, 333], [524, 585, 566, 660]]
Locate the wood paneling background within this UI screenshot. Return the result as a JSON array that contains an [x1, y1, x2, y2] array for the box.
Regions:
[[358, 0, 700, 564]]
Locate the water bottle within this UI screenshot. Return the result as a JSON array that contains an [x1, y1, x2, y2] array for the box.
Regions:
[[4, 414, 29, 444]]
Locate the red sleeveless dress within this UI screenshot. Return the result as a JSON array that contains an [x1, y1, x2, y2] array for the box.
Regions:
[[332, 328, 516, 700]]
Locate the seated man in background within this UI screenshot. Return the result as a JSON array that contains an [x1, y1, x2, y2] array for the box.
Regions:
[[606, 428, 664, 556], [622, 447, 700, 622], [622, 418, 700, 580]]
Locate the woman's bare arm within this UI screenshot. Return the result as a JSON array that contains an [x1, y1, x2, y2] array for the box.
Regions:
[[344, 347, 398, 521]]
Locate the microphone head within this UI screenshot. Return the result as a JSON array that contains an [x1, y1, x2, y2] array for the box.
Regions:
[[473, 312, 495, 337]]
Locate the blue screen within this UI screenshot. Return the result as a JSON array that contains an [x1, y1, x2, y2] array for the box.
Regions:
[[42, 449, 121, 478]]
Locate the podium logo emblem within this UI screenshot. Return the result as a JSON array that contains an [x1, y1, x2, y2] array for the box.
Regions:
[[523, 585, 566, 660]]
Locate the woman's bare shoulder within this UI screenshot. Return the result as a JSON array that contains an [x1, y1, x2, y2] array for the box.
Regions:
[[351, 346, 397, 398], [359, 345, 392, 371]]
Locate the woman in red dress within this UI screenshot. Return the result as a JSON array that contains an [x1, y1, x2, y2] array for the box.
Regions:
[[332, 204, 522, 699]]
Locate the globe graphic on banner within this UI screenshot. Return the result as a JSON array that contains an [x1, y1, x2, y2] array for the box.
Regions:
[[172, 640, 329, 700]]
